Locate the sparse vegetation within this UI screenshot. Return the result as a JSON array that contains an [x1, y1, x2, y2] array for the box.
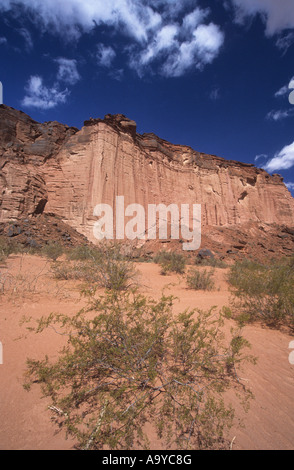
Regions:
[[228, 257, 294, 329], [24, 289, 254, 450], [66, 245, 97, 261], [154, 251, 186, 275], [0, 236, 20, 262], [186, 268, 215, 291], [42, 242, 64, 261], [195, 256, 227, 269], [52, 243, 138, 291]]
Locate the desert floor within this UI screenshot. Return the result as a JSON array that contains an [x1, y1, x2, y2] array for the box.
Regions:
[[0, 254, 293, 450]]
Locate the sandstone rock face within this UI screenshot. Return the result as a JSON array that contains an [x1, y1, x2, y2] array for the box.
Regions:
[[0, 105, 77, 221], [0, 105, 294, 249]]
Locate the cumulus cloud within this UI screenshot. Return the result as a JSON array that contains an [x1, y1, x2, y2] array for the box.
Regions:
[[182, 7, 209, 34], [56, 58, 80, 85], [263, 141, 294, 172], [133, 18, 224, 78], [229, 0, 294, 35], [0, 0, 162, 42], [274, 84, 290, 98], [17, 27, 33, 51], [0, 1, 224, 78], [96, 44, 116, 67], [276, 32, 294, 54], [22, 75, 69, 110], [266, 108, 294, 121], [285, 182, 294, 191]]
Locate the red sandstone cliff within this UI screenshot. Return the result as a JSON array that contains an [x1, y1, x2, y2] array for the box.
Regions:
[[0, 105, 293, 253]]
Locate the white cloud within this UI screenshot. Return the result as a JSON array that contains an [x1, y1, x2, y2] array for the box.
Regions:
[[275, 85, 289, 98], [96, 44, 116, 67], [147, 0, 197, 21], [285, 182, 294, 191], [109, 68, 124, 81], [56, 58, 80, 85], [22, 75, 69, 110], [230, 0, 294, 35], [276, 32, 294, 54], [134, 20, 224, 78], [209, 87, 220, 101], [0, 37, 7, 45], [163, 23, 224, 77], [0, 0, 162, 42], [182, 7, 209, 34], [266, 108, 294, 121], [139, 24, 179, 66], [0, 1, 224, 78], [274, 77, 294, 98], [255, 153, 268, 163], [263, 141, 294, 172], [18, 27, 33, 51]]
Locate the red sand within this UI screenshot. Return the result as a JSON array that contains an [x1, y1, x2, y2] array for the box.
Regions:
[[0, 255, 293, 450]]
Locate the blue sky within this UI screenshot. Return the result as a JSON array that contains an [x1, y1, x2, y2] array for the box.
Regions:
[[0, 0, 294, 195]]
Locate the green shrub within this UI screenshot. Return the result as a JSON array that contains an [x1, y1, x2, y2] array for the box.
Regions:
[[42, 242, 63, 261], [24, 290, 254, 450], [67, 245, 98, 261], [186, 268, 215, 291], [228, 257, 294, 329], [53, 243, 137, 291], [154, 251, 186, 275], [0, 236, 20, 262], [195, 256, 227, 269], [52, 260, 100, 282]]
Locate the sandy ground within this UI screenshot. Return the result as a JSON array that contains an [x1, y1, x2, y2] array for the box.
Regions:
[[0, 255, 293, 450]]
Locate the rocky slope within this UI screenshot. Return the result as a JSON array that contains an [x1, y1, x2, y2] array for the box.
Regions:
[[0, 105, 293, 259]]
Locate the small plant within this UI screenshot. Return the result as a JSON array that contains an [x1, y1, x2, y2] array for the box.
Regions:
[[95, 243, 137, 290], [154, 251, 186, 275], [186, 268, 215, 291], [221, 306, 233, 319], [52, 260, 100, 282], [24, 290, 254, 450], [67, 245, 97, 261], [195, 256, 227, 269], [228, 257, 294, 329], [53, 242, 137, 291], [0, 236, 20, 262], [42, 242, 63, 261]]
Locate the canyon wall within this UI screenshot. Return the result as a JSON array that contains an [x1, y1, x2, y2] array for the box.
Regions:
[[0, 105, 293, 244]]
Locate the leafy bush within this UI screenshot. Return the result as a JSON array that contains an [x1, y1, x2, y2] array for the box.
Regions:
[[42, 242, 63, 261], [195, 256, 227, 269], [24, 290, 254, 450], [53, 243, 137, 291], [67, 245, 98, 261], [228, 257, 294, 329], [0, 236, 20, 262], [52, 260, 100, 282], [154, 251, 186, 275], [186, 268, 215, 291]]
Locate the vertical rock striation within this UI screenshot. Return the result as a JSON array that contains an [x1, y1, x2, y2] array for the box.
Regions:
[[0, 105, 293, 246]]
